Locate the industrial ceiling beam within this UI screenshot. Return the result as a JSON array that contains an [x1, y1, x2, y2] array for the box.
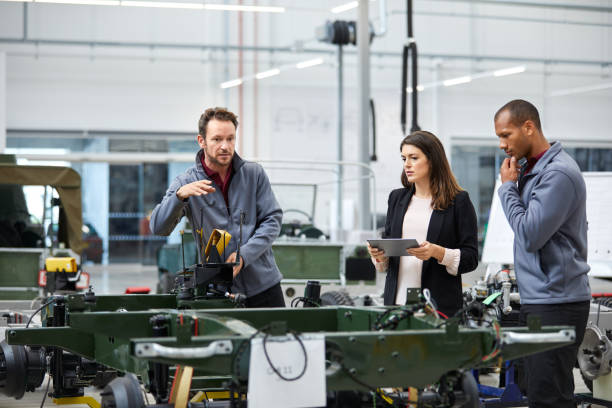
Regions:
[[1, 38, 610, 67]]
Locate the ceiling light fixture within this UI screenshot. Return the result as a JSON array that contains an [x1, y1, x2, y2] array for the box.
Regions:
[[550, 81, 612, 97], [406, 65, 527, 92], [296, 58, 324, 69], [0, 0, 285, 11], [37, 0, 120, 5], [443, 76, 472, 87], [219, 58, 326, 89], [255, 68, 281, 80], [331, 1, 358, 13], [220, 79, 243, 89], [203, 4, 284, 13], [493, 65, 526, 77], [121, 0, 201, 8]]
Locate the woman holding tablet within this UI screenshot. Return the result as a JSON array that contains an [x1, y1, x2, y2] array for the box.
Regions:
[[367, 131, 478, 316]]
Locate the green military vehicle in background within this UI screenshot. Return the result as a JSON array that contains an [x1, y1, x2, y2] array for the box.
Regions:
[[0, 154, 87, 301]]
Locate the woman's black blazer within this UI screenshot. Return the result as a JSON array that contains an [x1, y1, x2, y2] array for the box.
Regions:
[[382, 187, 478, 316]]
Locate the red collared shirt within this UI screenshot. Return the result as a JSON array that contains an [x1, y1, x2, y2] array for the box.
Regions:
[[201, 155, 233, 206], [524, 148, 549, 175]]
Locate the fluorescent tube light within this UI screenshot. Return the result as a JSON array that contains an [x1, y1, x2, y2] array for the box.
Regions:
[[331, 1, 357, 13], [296, 58, 324, 69], [443, 76, 472, 87], [220, 79, 243, 89], [406, 85, 425, 93], [550, 82, 612, 97], [204, 4, 284, 13], [493, 65, 526, 77], [122, 0, 202, 8], [1, 0, 285, 10], [255, 68, 280, 80], [37, 0, 119, 4]]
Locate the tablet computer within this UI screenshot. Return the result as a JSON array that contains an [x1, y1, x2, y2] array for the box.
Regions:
[[367, 238, 420, 257]]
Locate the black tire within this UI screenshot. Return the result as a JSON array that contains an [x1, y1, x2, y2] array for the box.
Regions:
[[0, 341, 45, 399], [320, 291, 354, 306], [101, 374, 145, 408]]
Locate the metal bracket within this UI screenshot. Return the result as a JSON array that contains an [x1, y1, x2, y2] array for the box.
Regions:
[[134, 340, 233, 359], [501, 329, 575, 345]]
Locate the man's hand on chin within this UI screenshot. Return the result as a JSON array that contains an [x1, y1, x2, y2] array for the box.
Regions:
[[500, 157, 520, 183]]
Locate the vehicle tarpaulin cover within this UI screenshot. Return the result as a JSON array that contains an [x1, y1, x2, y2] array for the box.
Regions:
[[0, 164, 84, 253]]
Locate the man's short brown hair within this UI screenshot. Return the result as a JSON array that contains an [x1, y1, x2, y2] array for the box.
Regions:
[[494, 99, 542, 131], [198, 107, 239, 138]]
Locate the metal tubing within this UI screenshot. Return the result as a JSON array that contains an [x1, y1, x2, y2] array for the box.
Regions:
[[22, 3, 27, 41], [238, 4, 244, 155], [375, 0, 388, 36], [357, 0, 371, 229], [1, 38, 610, 66]]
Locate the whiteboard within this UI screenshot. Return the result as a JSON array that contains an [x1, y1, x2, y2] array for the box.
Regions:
[[482, 172, 612, 268]]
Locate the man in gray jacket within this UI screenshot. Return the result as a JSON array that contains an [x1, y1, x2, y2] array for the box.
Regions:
[[150, 107, 285, 307], [495, 99, 590, 407]]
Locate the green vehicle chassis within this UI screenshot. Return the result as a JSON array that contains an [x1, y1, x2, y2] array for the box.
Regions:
[[0, 288, 574, 407]]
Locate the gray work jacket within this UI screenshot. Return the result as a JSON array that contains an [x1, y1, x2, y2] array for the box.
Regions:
[[150, 150, 283, 297], [499, 142, 591, 304]]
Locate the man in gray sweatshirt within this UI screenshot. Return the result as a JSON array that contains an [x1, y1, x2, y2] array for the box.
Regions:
[[150, 107, 285, 307], [495, 99, 590, 407]]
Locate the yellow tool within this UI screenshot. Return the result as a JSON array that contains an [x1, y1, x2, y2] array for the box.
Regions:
[[203, 229, 232, 261], [45, 257, 77, 273], [52, 396, 101, 408]]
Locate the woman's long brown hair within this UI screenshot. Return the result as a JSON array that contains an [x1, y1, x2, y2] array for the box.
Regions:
[[400, 130, 462, 210]]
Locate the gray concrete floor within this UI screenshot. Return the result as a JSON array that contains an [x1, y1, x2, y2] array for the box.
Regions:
[[2, 263, 612, 407], [87, 263, 159, 295]]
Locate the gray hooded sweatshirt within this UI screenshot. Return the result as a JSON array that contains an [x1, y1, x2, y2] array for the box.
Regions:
[[498, 141, 591, 304], [150, 150, 283, 297]]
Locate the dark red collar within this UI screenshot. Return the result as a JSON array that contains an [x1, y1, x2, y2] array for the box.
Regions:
[[200, 155, 233, 205], [524, 148, 548, 175]]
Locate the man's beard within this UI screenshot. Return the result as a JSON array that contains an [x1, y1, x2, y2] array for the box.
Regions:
[[205, 148, 233, 167]]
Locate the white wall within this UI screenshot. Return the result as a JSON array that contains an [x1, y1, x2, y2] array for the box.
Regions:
[[1, 0, 611, 230]]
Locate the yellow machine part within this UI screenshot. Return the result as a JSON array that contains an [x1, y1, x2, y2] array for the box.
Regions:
[[191, 391, 235, 402], [203, 229, 231, 261], [52, 396, 100, 408], [45, 257, 77, 273]]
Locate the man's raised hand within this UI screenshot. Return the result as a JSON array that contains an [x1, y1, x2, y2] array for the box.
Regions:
[[176, 180, 216, 200]]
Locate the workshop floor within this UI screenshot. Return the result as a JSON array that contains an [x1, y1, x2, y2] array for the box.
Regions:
[[2, 263, 611, 408]]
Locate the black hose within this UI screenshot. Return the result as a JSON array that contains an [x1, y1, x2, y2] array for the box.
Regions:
[[400, 43, 408, 135], [370, 98, 377, 161], [408, 0, 420, 132], [26, 299, 55, 328], [400, 0, 420, 135]]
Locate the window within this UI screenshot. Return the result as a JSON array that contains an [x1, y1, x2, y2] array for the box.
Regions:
[[451, 144, 612, 259]]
